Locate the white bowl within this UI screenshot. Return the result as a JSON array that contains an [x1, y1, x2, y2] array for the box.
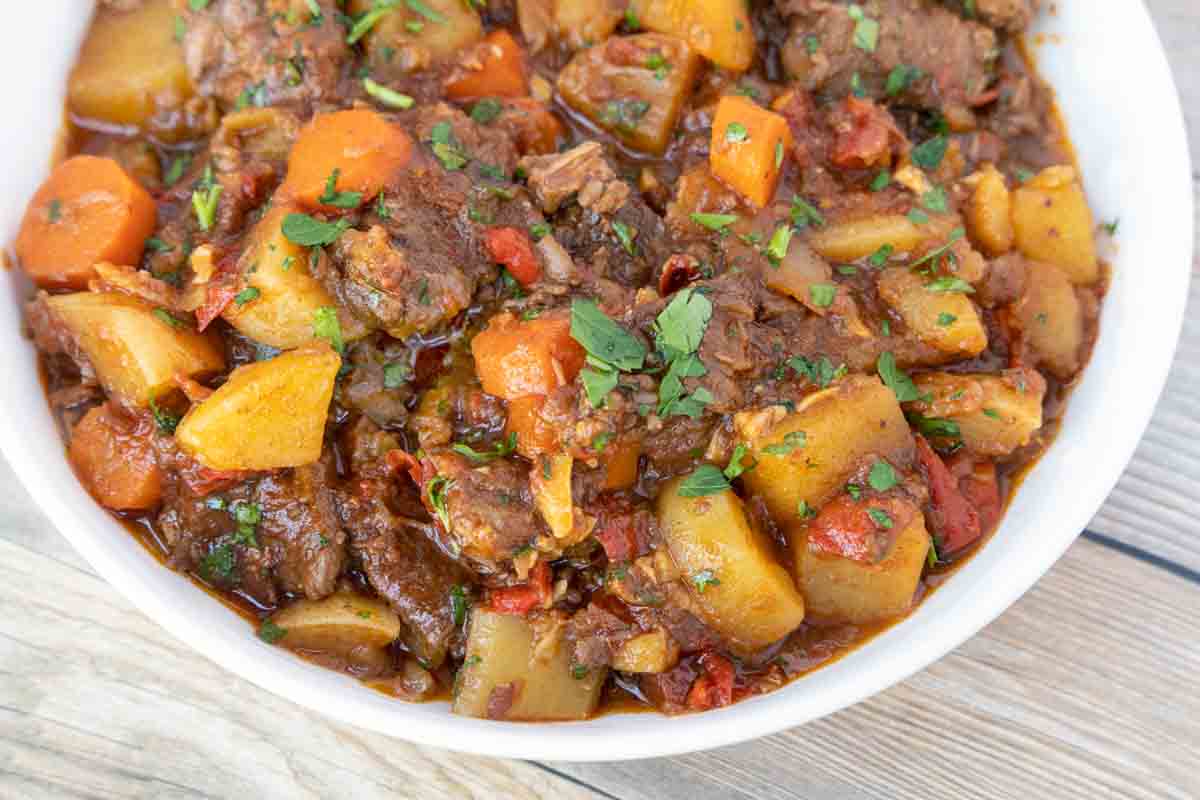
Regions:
[[0, 2, 1190, 762]]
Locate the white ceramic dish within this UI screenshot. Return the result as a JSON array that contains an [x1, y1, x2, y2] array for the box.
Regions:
[[0, 1, 1190, 762]]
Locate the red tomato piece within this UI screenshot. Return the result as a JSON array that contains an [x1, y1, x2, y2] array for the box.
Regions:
[[195, 282, 238, 332], [915, 435, 982, 554], [686, 652, 736, 711], [489, 560, 552, 615], [485, 226, 541, 287]]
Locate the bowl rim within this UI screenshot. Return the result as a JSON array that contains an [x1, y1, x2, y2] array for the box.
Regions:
[[0, 0, 1192, 762]]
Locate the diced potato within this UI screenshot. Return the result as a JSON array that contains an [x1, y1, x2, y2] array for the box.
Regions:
[[735, 375, 914, 522], [221, 205, 339, 349], [348, 0, 482, 69], [657, 478, 806, 653], [557, 33, 701, 155], [268, 592, 402, 654], [553, 0, 624, 49], [911, 369, 1047, 457], [176, 343, 341, 471], [1011, 165, 1099, 284], [46, 292, 224, 407], [67, 0, 195, 140], [453, 610, 606, 720], [709, 96, 794, 208], [876, 267, 987, 356], [966, 165, 1014, 256], [629, 0, 755, 71], [808, 215, 927, 262], [796, 513, 931, 624], [1014, 260, 1085, 380], [612, 629, 679, 673], [763, 238, 832, 309], [470, 312, 585, 400], [69, 404, 162, 511], [531, 454, 574, 540]]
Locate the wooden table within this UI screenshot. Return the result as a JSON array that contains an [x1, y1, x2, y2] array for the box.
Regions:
[[2, 3, 1197, 797]]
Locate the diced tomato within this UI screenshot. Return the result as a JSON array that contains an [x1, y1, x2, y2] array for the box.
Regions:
[[915, 435, 982, 554], [485, 226, 541, 287], [830, 97, 903, 170], [183, 465, 250, 497], [686, 652, 735, 711], [386, 449, 426, 487], [490, 560, 552, 615], [195, 282, 238, 332], [594, 516, 638, 563], [960, 462, 1002, 535], [805, 493, 901, 563], [658, 253, 702, 296]]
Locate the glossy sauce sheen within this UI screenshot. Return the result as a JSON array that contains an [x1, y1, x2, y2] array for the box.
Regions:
[[25, 0, 1104, 720]]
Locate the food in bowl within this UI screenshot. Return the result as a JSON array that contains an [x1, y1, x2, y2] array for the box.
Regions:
[[15, 0, 1106, 721]]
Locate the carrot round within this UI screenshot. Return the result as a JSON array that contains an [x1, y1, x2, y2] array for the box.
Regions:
[[69, 404, 162, 511], [281, 109, 413, 209], [15, 155, 156, 290], [445, 30, 529, 102]]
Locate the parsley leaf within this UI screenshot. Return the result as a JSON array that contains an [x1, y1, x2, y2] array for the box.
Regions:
[[677, 464, 731, 497], [362, 77, 414, 109], [450, 585, 470, 627], [690, 212, 738, 233], [809, 283, 837, 308], [724, 443, 755, 480], [191, 165, 222, 231], [427, 475, 454, 530], [925, 276, 975, 293], [282, 213, 351, 246], [313, 306, 345, 352], [867, 508, 894, 529], [570, 298, 647, 371], [258, 620, 287, 643], [911, 135, 948, 170], [763, 430, 806, 456], [787, 355, 845, 388], [790, 195, 826, 228], [691, 570, 721, 593], [149, 394, 180, 435], [868, 460, 899, 492], [877, 351, 927, 403], [611, 220, 637, 255], [725, 121, 749, 143], [318, 169, 364, 208], [452, 432, 518, 464]]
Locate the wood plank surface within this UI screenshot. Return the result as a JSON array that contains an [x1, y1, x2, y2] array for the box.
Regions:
[[0, 0, 1196, 798]]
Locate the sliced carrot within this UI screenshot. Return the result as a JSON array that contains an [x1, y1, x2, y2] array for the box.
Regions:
[[15, 155, 156, 290], [280, 109, 413, 209], [470, 312, 585, 400], [506, 394, 561, 458], [485, 226, 541, 286], [600, 436, 642, 491], [709, 95, 793, 208], [69, 404, 162, 511], [445, 30, 529, 101]]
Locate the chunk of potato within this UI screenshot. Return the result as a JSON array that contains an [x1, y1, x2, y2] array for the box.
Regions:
[[68, 0, 195, 140], [46, 291, 224, 407], [531, 454, 574, 541], [558, 34, 700, 155], [709, 96, 794, 208], [553, 0, 624, 49], [735, 375, 914, 522], [1015, 260, 1085, 379], [629, 0, 755, 71], [763, 238, 831, 311], [348, 0, 482, 70], [807, 214, 927, 262], [911, 369, 1047, 457], [221, 205, 339, 349], [876, 267, 987, 356], [795, 513, 931, 624], [612, 629, 679, 674], [69, 404, 162, 511], [267, 592, 402, 654], [1011, 165, 1099, 285], [966, 165, 1014, 256], [657, 478, 806, 653], [453, 610, 606, 720], [176, 343, 340, 471]]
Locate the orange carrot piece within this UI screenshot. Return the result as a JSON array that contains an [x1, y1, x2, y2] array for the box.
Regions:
[[601, 437, 642, 491], [69, 404, 162, 511], [471, 312, 585, 400], [15, 155, 156, 290], [281, 109, 413, 209], [445, 30, 529, 101], [506, 394, 561, 458], [709, 95, 793, 208]]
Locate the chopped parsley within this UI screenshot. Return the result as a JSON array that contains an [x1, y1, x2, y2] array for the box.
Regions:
[[911, 135, 949, 170], [690, 212, 738, 233], [427, 475, 454, 530], [877, 351, 928, 403], [886, 64, 923, 97], [677, 464, 731, 497], [925, 276, 975, 294], [654, 288, 714, 419], [788, 355, 845, 388], [868, 460, 899, 492], [470, 98, 503, 124], [450, 585, 470, 627], [691, 570, 721, 593], [937, 312, 958, 326], [611, 220, 637, 255], [725, 121, 749, 143], [153, 308, 184, 328], [867, 508, 894, 529], [164, 153, 191, 185], [452, 432, 518, 464], [312, 306, 344, 352], [281, 212, 351, 246], [317, 168, 363, 209], [429, 121, 469, 170], [231, 501, 261, 547], [870, 170, 892, 191], [234, 287, 260, 306], [763, 430, 806, 456], [922, 185, 949, 213], [191, 165, 222, 232], [347, 0, 402, 44], [766, 224, 793, 263], [724, 443, 755, 480], [199, 541, 236, 583], [383, 362, 409, 389], [570, 298, 647, 372], [149, 394, 180, 435], [600, 99, 650, 132], [362, 77, 414, 109], [868, 243, 894, 267], [790, 195, 826, 228], [809, 283, 837, 308], [257, 620, 287, 644], [847, 4, 880, 52], [797, 499, 816, 520]]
